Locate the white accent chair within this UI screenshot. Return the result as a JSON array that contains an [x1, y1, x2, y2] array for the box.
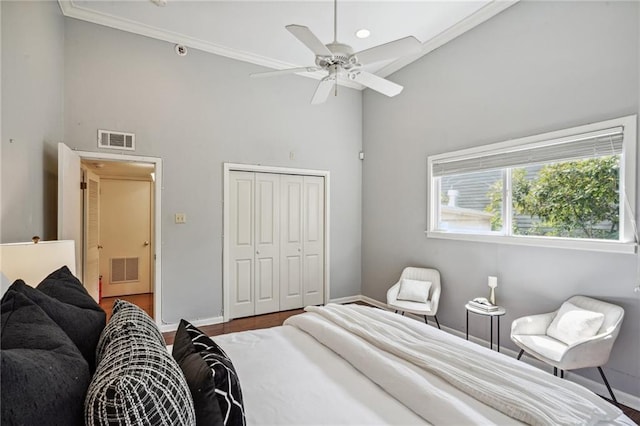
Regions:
[[386, 267, 441, 329], [510, 295, 624, 403]]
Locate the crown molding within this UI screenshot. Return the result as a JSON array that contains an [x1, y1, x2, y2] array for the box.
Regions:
[[58, 0, 518, 91], [58, 0, 362, 90], [376, 0, 519, 78]]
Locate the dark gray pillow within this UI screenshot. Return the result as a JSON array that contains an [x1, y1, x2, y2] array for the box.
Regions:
[[37, 265, 102, 311], [1, 291, 90, 426], [8, 279, 105, 372], [86, 301, 195, 426]]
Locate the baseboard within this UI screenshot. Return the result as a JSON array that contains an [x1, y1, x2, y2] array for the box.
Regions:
[[328, 295, 362, 304], [348, 294, 640, 412], [159, 316, 224, 333]]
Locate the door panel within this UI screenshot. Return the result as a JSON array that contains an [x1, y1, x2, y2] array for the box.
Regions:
[[254, 173, 279, 315], [280, 175, 304, 310], [57, 143, 82, 278], [235, 259, 252, 303], [229, 172, 255, 318], [303, 176, 324, 306], [285, 255, 302, 298], [100, 179, 152, 297], [83, 169, 100, 302]]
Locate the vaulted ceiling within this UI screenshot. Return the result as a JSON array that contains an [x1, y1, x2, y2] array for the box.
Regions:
[[59, 1, 517, 89]]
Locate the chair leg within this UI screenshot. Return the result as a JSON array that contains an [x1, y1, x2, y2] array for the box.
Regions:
[[560, 370, 564, 379], [517, 349, 525, 360], [401, 311, 405, 316], [394, 310, 398, 314], [554, 367, 558, 377], [433, 315, 441, 329], [598, 367, 618, 404], [423, 315, 428, 324]]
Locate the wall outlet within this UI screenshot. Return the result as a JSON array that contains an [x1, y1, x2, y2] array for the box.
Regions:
[[175, 213, 186, 224]]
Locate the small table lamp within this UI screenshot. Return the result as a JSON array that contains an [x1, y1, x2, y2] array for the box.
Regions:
[[488, 276, 498, 305]]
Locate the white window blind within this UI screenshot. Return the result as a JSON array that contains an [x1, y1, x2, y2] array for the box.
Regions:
[[432, 127, 624, 177]]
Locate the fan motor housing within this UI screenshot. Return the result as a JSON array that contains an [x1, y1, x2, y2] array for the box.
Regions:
[[317, 42, 358, 70]]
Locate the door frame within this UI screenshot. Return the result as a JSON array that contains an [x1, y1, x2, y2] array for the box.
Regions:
[[222, 163, 331, 323], [75, 150, 163, 327]]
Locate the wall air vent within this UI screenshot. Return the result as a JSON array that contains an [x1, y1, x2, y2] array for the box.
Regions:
[[98, 129, 135, 151], [110, 257, 139, 283]]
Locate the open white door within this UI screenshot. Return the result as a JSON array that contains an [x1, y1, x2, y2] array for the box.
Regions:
[[58, 143, 83, 280], [83, 169, 100, 302]]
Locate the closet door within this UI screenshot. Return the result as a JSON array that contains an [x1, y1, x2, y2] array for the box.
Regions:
[[279, 175, 304, 310], [229, 171, 255, 318], [303, 176, 325, 306], [254, 173, 280, 315]]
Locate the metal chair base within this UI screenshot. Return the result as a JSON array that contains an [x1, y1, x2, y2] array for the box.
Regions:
[[517, 351, 617, 404]]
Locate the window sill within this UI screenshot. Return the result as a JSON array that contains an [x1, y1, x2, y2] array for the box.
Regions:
[[425, 230, 637, 254]]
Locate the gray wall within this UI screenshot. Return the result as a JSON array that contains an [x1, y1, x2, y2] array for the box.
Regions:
[[362, 1, 639, 396], [63, 19, 362, 323], [1, 0, 64, 242]]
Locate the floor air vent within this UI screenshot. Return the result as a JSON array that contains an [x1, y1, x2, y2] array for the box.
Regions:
[[98, 129, 135, 151]]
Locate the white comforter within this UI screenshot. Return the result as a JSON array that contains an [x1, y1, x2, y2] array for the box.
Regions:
[[284, 304, 628, 426]]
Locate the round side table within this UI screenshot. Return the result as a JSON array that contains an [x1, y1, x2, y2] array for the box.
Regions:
[[465, 303, 506, 351]]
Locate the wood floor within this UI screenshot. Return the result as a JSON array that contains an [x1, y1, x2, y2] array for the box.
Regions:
[[160, 306, 640, 423], [162, 308, 304, 346], [100, 293, 154, 320]]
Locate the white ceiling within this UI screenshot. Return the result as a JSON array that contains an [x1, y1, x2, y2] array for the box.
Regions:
[[59, 0, 516, 88]]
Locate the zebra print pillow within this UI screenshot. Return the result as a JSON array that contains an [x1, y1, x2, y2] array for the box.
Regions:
[[85, 301, 195, 426], [172, 320, 245, 426]]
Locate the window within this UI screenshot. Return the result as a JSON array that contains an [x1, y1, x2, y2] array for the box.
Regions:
[[427, 115, 637, 253]]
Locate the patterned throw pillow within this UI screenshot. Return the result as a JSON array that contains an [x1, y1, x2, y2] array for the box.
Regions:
[[172, 320, 245, 426], [85, 300, 195, 426], [95, 299, 165, 362]]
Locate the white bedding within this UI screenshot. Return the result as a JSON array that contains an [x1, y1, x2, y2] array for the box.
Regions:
[[212, 304, 632, 425], [213, 322, 427, 425]]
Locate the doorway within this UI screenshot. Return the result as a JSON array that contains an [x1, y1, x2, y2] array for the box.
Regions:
[[58, 143, 163, 325], [81, 160, 155, 318]]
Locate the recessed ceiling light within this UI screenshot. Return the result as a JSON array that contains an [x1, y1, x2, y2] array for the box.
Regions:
[[355, 29, 371, 39]]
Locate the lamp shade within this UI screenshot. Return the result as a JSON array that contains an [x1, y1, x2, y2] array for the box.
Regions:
[[0, 240, 76, 288]]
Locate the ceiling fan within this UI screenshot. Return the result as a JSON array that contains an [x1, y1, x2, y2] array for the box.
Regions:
[[250, 0, 422, 104]]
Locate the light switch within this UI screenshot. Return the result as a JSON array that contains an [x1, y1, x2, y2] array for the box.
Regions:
[[175, 213, 186, 224]]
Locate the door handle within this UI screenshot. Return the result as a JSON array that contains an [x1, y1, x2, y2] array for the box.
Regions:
[[297, 248, 301, 252], [97, 245, 103, 249], [256, 250, 260, 255], [144, 241, 150, 246]]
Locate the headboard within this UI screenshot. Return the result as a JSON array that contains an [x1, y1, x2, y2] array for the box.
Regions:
[[0, 240, 76, 291]]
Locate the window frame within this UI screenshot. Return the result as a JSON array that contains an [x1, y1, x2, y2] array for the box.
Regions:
[[426, 115, 637, 254]]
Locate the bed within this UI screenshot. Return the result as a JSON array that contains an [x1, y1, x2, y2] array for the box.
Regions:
[[212, 304, 632, 425]]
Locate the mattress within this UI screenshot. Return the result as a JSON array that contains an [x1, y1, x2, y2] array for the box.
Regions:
[[210, 304, 633, 425]]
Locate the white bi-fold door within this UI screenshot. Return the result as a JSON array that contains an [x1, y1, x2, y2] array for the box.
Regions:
[[279, 175, 324, 310], [228, 171, 325, 319]]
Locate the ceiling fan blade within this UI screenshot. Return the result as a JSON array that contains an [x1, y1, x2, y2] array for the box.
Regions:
[[351, 71, 403, 97], [251, 67, 320, 78], [354, 36, 422, 65], [311, 78, 335, 105], [286, 25, 333, 57]]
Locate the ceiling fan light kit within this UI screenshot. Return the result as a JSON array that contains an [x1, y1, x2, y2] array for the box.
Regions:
[[250, 0, 422, 105]]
